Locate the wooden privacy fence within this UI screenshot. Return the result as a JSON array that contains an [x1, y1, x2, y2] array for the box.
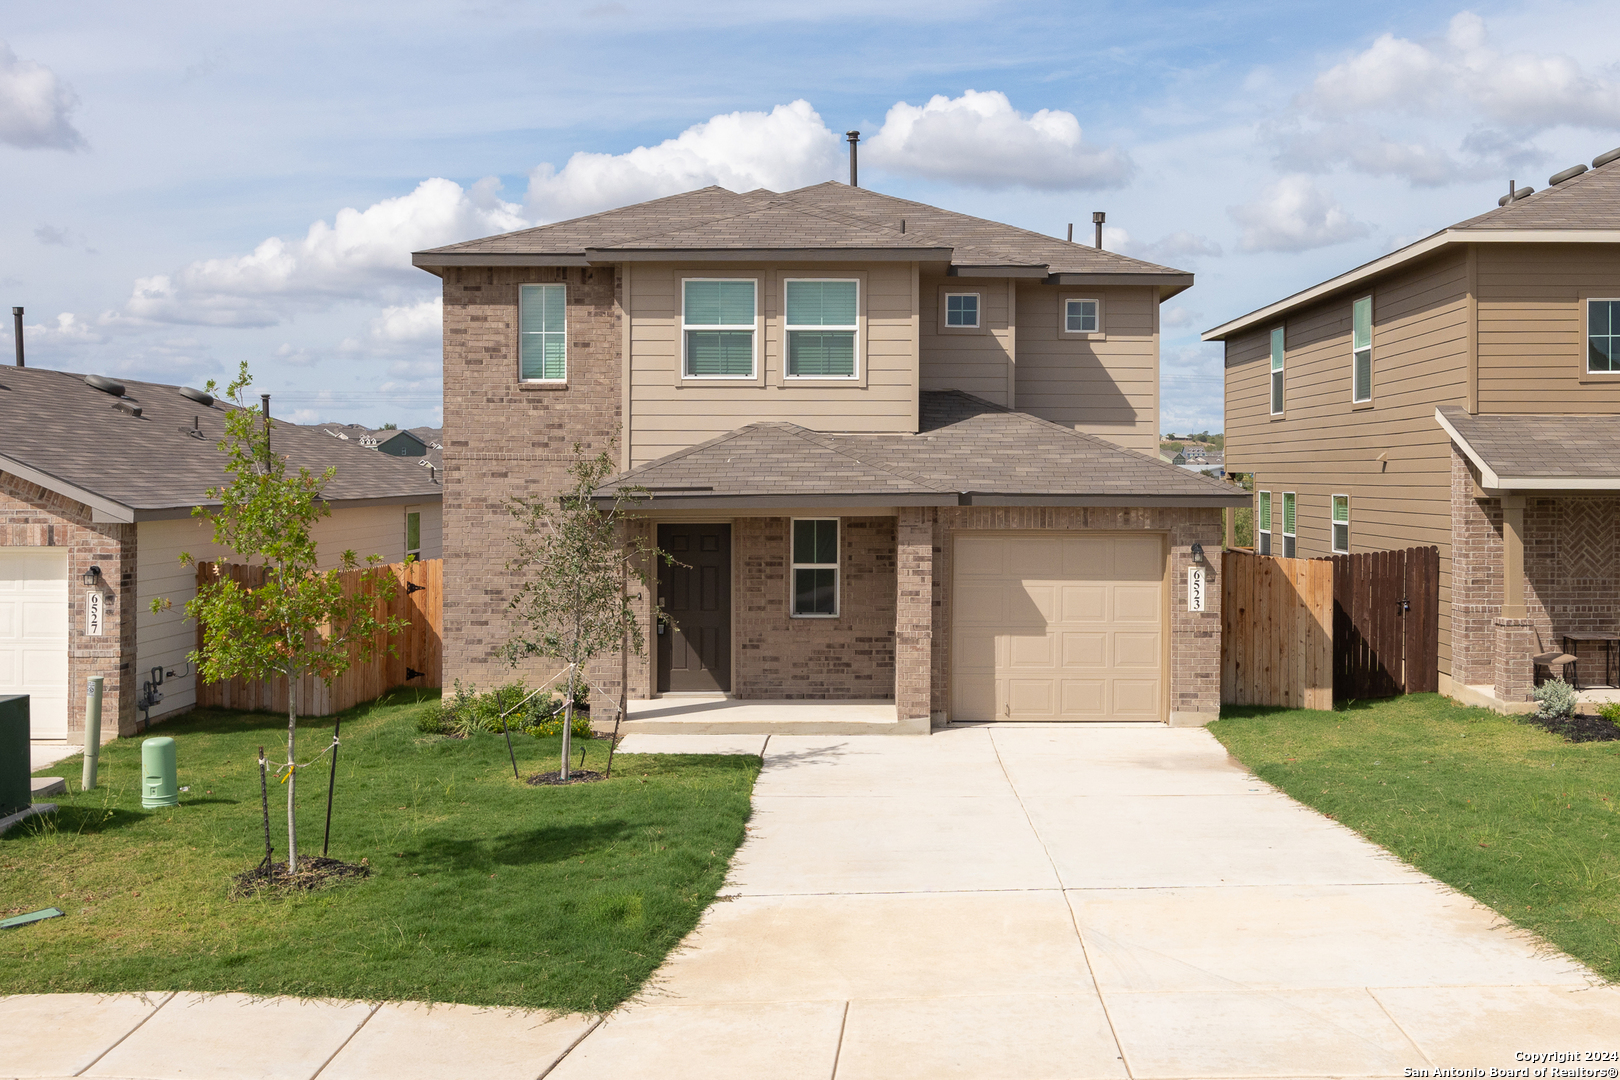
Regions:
[[1330, 546, 1439, 699], [194, 558, 443, 717], [1221, 550, 1334, 710]]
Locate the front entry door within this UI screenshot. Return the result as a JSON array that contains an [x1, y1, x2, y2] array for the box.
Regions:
[[657, 524, 731, 692]]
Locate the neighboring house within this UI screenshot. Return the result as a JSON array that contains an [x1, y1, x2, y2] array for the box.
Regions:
[[414, 182, 1246, 730], [0, 369, 443, 742], [1207, 148, 1620, 710], [316, 423, 444, 473]]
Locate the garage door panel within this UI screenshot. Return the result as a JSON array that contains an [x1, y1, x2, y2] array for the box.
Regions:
[[1112, 680, 1162, 718], [1007, 537, 1064, 577], [1061, 680, 1107, 716], [955, 536, 1008, 576], [1113, 632, 1161, 668], [954, 673, 997, 720], [1007, 679, 1055, 717], [1008, 633, 1055, 668], [1018, 583, 1058, 624], [1112, 585, 1161, 622], [1062, 537, 1112, 578], [1114, 541, 1163, 580], [0, 549, 69, 740], [1059, 585, 1106, 622], [1061, 632, 1107, 667], [955, 585, 1009, 624]]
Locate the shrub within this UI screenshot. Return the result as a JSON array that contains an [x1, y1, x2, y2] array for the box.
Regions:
[[414, 703, 447, 734], [524, 713, 594, 740], [424, 680, 586, 738], [1597, 701, 1620, 725], [1533, 677, 1578, 721]]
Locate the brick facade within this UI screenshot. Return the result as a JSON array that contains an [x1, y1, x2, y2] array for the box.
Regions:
[[895, 508, 933, 722], [1, 471, 136, 739], [440, 265, 623, 694]]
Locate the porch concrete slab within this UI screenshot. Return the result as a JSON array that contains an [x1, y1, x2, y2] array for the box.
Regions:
[[1024, 792, 1423, 888], [1369, 985, 1620, 1064], [0, 991, 172, 1077], [545, 1002, 845, 1080], [84, 992, 376, 1080], [318, 1002, 597, 1080], [1071, 884, 1591, 993], [648, 891, 1096, 1003], [834, 993, 1128, 1080], [728, 793, 1056, 894], [622, 697, 913, 736], [1104, 988, 1423, 1079], [757, 730, 1012, 797], [615, 733, 769, 756]]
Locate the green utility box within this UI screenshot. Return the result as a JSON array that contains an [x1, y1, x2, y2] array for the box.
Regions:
[[0, 695, 29, 816], [141, 737, 179, 809]]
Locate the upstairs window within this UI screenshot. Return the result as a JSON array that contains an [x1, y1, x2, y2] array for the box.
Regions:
[[786, 279, 858, 378], [1257, 490, 1272, 556], [1282, 492, 1297, 558], [792, 519, 839, 616], [1352, 296, 1373, 402], [405, 510, 421, 562], [1332, 495, 1350, 554], [519, 284, 566, 381], [1270, 327, 1285, 415], [1065, 298, 1099, 333], [1588, 299, 1620, 372], [945, 292, 979, 328], [683, 279, 757, 378]]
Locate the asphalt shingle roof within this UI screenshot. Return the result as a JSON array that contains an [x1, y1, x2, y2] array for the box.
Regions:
[[1452, 155, 1620, 231], [1440, 405, 1620, 481], [595, 391, 1246, 505], [0, 367, 442, 518]]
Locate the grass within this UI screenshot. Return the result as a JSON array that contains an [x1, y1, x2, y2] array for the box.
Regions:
[[1210, 692, 1620, 982], [3, 691, 759, 1013]]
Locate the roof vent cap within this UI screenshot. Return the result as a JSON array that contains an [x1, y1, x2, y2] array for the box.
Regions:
[[112, 399, 142, 417], [1550, 163, 1588, 186], [1498, 185, 1535, 206], [1593, 147, 1620, 169], [178, 385, 214, 407], [84, 374, 125, 397]]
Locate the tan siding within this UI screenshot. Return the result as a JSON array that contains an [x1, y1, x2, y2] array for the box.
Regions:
[[918, 273, 1014, 404], [629, 262, 917, 466], [1223, 248, 1469, 675], [1477, 244, 1620, 412], [1014, 284, 1159, 454]]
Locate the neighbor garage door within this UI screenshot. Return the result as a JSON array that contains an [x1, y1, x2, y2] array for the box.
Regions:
[[952, 533, 1164, 721], [0, 549, 70, 740]]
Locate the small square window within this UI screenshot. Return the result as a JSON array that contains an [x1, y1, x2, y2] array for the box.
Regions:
[[945, 293, 979, 328], [792, 519, 839, 616], [1065, 298, 1099, 333]]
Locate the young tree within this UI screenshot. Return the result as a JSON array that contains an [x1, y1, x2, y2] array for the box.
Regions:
[[505, 443, 665, 780], [158, 363, 400, 872]]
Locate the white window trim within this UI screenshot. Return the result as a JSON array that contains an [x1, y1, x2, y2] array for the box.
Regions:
[[1282, 492, 1297, 558], [1331, 493, 1350, 554], [1269, 326, 1285, 416], [1351, 296, 1373, 403], [1257, 490, 1272, 556], [519, 282, 567, 383], [784, 278, 860, 380], [1062, 297, 1102, 336], [681, 277, 759, 380], [1585, 297, 1620, 375], [943, 291, 981, 329], [790, 517, 840, 618]]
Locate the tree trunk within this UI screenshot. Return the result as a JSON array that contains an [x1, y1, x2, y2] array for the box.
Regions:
[[561, 662, 576, 780], [286, 668, 299, 873]]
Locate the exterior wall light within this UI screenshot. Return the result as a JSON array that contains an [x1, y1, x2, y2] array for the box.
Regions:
[[82, 566, 103, 587]]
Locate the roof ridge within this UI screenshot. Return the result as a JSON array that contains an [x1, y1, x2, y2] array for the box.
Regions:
[[600, 426, 759, 485], [777, 424, 947, 492]]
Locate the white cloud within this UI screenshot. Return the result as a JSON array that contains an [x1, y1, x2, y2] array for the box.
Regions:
[[1162, 307, 1201, 329], [23, 311, 104, 345], [368, 297, 442, 343], [1269, 121, 1472, 186], [1229, 174, 1371, 253], [865, 90, 1131, 190], [122, 178, 524, 327], [34, 224, 70, 246], [525, 100, 841, 221], [275, 343, 317, 367], [0, 40, 85, 151]]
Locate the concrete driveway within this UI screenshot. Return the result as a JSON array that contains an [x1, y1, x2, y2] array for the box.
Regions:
[[5, 723, 1617, 1079]]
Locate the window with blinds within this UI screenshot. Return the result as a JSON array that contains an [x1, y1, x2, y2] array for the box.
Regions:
[[519, 284, 566, 381], [1257, 490, 1272, 556], [785, 280, 858, 377], [1352, 296, 1373, 402], [1332, 495, 1350, 554], [1270, 327, 1285, 415], [683, 279, 757, 377], [1282, 492, 1297, 558]]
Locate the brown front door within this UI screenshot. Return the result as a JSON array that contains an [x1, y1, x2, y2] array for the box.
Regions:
[[657, 523, 731, 692]]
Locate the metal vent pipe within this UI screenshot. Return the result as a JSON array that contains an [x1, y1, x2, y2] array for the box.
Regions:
[[11, 307, 21, 368], [846, 131, 860, 187], [1093, 211, 1106, 249]]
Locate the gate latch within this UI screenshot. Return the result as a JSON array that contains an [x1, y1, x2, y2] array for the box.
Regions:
[[1398, 598, 1411, 614]]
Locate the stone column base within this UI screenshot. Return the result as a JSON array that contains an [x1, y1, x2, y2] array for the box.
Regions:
[[1493, 616, 1536, 704]]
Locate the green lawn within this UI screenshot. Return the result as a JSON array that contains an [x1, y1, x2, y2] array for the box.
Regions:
[[3, 691, 759, 1013], [1211, 693, 1620, 981]]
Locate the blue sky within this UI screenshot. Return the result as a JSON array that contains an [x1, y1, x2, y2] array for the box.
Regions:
[[5, 1, 1620, 433]]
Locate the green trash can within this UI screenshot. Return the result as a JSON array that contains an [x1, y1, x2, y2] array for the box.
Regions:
[[141, 737, 179, 809], [0, 695, 29, 817]]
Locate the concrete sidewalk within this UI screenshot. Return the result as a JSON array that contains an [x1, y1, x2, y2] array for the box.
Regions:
[[5, 724, 1618, 1079]]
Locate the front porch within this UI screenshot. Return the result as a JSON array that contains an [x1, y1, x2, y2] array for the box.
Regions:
[[621, 695, 916, 735]]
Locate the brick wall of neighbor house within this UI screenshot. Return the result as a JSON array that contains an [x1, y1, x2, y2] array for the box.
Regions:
[[927, 506, 1225, 721], [440, 265, 622, 694], [732, 516, 897, 699], [0, 471, 136, 740]]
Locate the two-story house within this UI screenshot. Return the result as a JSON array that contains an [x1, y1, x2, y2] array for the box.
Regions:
[[413, 182, 1245, 732], [1209, 150, 1620, 711]]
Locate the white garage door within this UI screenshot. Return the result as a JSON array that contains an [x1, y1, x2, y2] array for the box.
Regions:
[[952, 533, 1164, 722], [0, 549, 70, 740]]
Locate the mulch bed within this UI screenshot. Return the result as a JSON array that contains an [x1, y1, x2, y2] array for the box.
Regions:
[[1526, 711, 1620, 743], [231, 856, 371, 898], [526, 770, 606, 786]]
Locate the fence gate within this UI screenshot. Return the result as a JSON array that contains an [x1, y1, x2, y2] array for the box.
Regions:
[[1330, 545, 1439, 699], [1221, 550, 1334, 709]]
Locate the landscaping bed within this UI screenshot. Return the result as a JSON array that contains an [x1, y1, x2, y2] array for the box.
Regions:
[[1211, 692, 1620, 982], [3, 691, 759, 1013]]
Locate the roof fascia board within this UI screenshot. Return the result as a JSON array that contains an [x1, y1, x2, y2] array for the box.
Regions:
[[412, 253, 591, 269], [1434, 408, 1501, 488], [592, 493, 955, 509], [127, 491, 444, 523], [0, 454, 134, 523], [1046, 272, 1194, 290], [1205, 229, 1620, 342], [586, 247, 952, 263], [961, 492, 1251, 508], [948, 265, 1048, 278]]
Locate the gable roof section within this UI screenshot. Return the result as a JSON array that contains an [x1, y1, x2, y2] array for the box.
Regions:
[[415, 183, 1190, 294], [1204, 154, 1620, 342], [0, 368, 442, 523], [1437, 405, 1620, 491], [593, 391, 1247, 508]]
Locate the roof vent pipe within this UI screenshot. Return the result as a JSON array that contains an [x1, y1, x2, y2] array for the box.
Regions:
[[846, 130, 860, 187], [1093, 211, 1106, 249], [1067, 223, 1073, 242], [11, 307, 21, 368]]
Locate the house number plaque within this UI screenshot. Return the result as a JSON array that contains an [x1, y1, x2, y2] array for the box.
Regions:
[[1187, 566, 1205, 612], [85, 591, 103, 636]]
